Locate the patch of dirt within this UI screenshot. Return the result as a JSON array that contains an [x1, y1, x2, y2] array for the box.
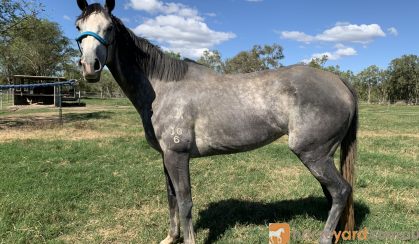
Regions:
[[0, 115, 59, 130]]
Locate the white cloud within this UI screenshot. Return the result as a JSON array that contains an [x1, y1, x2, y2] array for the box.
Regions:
[[316, 24, 385, 43], [281, 23, 386, 44], [280, 31, 314, 43], [63, 15, 72, 21], [126, 0, 199, 18], [334, 47, 357, 57], [387, 27, 398, 36], [302, 44, 357, 63], [134, 15, 235, 58], [127, 0, 235, 58]]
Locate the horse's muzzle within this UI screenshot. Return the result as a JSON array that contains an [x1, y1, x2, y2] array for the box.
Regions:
[[80, 58, 102, 82]]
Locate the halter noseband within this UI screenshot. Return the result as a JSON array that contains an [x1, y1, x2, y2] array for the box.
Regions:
[[76, 31, 111, 66], [76, 31, 109, 46]]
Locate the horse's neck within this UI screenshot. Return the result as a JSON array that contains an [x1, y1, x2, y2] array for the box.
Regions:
[[107, 52, 161, 150], [107, 51, 155, 110]]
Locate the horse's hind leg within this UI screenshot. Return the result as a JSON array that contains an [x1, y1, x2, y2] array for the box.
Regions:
[[291, 148, 351, 244], [321, 183, 333, 208], [160, 166, 180, 244]]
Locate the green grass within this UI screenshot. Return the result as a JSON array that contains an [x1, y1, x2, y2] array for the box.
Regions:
[[0, 99, 418, 243]]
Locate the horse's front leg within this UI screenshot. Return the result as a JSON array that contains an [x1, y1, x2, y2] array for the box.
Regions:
[[163, 150, 195, 244], [160, 166, 180, 244]]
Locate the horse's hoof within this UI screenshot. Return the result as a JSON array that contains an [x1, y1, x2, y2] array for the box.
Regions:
[[319, 237, 332, 244], [160, 235, 179, 244]]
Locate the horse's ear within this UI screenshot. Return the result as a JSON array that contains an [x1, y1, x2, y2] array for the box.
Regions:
[[77, 0, 88, 11], [105, 0, 115, 13]]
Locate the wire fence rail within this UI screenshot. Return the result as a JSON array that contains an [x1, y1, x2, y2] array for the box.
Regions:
[[0, 80, 76, 89]]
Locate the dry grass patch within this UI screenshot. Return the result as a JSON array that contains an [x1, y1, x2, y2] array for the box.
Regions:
[[359, 130, 419, 138], [361, 188, 418, 210], [0, 127, 143, 142]]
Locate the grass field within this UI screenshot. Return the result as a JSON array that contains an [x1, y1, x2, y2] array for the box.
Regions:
[[0, 98, 418, 243]]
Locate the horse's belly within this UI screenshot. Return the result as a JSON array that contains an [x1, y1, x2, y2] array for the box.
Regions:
[[191, 116, 287, 157]]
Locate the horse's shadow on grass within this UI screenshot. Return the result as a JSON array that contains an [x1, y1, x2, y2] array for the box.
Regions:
[[195, 197, 369, 244]]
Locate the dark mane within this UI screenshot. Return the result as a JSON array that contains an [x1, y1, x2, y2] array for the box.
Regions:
[[112, 17, 188, 81]]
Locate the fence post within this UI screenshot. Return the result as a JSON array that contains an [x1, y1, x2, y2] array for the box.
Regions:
[[54, 86, 57, 106], [58, 85, 63, 126]]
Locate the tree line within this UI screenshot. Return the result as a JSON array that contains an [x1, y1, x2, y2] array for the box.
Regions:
[[307, 55, 419, 104], [1, 0, 417, 104]]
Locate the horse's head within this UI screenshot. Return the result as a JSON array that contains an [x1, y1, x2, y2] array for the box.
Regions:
[[75, 0, 115, 82]]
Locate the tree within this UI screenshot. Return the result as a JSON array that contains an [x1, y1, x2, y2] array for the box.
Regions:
[[356, 65, 382, 104], [224, 44, 284, 74], [0, 16, 77, 79], [255, 43, 284, 69], [0, 0, 42, 36], [98, 70, 122, 98], [377, 70, 390, 104], [308, 55, 328, 69], [224, 51, 263, 74], [164, 51, 181, 60], [386, 55, 419, 104], [0, 0, 43, 83], [197, 50, 224, 73]]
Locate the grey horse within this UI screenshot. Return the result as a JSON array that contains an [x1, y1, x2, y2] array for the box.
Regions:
[[75, 1, 357, 243]]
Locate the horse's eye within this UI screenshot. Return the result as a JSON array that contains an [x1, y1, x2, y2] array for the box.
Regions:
[[107, 26, 114, 32], [76, 25, 80, 31]]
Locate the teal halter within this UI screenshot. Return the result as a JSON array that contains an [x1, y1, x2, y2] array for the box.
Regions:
[[76, 31, 109, 46], [76, 31, 111, 66]]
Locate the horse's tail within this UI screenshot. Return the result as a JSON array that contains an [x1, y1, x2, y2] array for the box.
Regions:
[[339, 79, 358, 231]]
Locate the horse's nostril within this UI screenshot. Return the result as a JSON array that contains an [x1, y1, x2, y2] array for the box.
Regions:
[[94, 59, 101, 71]]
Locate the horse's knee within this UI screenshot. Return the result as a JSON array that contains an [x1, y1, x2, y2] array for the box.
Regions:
[[332, 181, 351, 206], [178, 200, 193, 218]]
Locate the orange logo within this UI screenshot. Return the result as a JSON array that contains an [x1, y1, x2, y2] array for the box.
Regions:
[[269, 223, 290, 244]]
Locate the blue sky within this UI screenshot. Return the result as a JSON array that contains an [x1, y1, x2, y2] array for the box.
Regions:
[[40, 0, 418, 73]]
